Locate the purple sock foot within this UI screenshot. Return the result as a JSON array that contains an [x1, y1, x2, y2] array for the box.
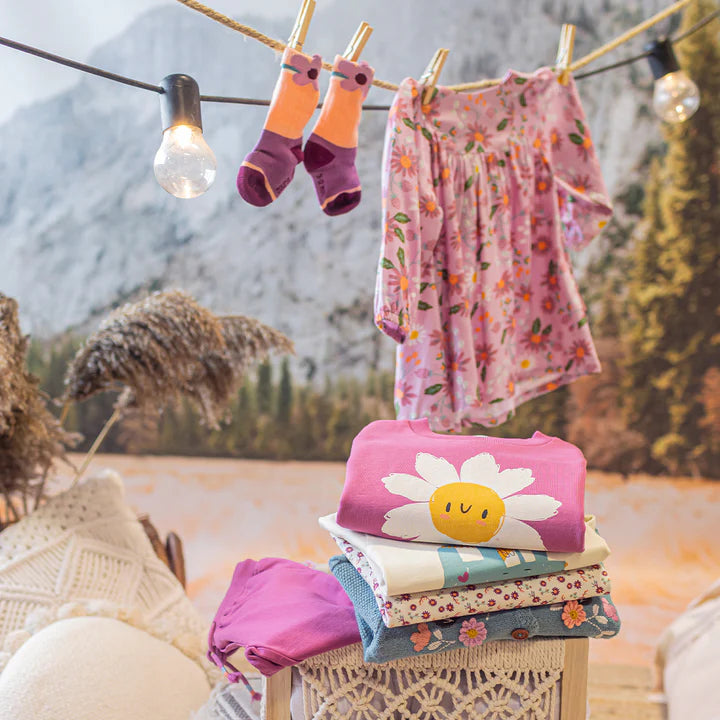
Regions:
[[237, 129, 304, 206], [303, 135, 362, 216]]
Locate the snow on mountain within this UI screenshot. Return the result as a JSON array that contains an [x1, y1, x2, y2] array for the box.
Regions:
[[0, 0, 668, 378]]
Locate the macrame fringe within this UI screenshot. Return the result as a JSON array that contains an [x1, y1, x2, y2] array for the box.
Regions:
[[298, 640, 564, 720]]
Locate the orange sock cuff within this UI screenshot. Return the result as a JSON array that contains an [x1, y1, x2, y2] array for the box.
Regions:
[[265, 47, 322, 139], [311, 55, 374, 149]]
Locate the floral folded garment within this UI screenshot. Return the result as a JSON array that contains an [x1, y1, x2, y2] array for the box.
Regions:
[[336, 538, 610, 628], [329, 554, 621, 665], [320, 513, 610, 596]]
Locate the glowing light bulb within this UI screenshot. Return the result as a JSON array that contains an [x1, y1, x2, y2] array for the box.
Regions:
[[154, 75, 217, 198], [154, 124, 217, 199], [646, 38, 700, 125], [652, 71, 700, 124]]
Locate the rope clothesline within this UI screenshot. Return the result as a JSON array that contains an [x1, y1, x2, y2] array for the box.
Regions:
[[172, 0, 695, 91], [0, 1, 716, 113]]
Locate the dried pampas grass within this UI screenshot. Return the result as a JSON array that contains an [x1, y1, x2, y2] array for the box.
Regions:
[[0, 294, 78, 528], [64, 289, 294, 429]]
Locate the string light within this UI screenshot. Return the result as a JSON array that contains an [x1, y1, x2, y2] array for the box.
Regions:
[[154, 74, 217, 198], [0, 7, 716, 198], [645, 38, 700, 124]]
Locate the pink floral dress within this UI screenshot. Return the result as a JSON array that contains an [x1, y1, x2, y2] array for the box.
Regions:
[[374, 69, 613, 431]]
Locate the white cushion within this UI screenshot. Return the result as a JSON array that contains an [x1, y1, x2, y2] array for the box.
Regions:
[[0, 616, 210, 720]]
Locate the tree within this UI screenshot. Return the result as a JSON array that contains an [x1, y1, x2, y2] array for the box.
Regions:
[[256, 361, 273, 415], [276, 358, 293, 425], [622, 1, 720, 477]]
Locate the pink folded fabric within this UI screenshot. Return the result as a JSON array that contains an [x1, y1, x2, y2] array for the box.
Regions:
[[336, 419, 587, 552], [207, 558, 360, 677]]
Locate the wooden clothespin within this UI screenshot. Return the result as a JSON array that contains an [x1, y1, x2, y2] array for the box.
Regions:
[[343, 21, 373, 61], [556, 24, 576, 85], [288, 0, 316, 51], [420, 48, 449, 106]]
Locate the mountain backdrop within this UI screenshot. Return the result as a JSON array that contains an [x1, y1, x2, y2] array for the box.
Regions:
[[0, 0, 674, 379]]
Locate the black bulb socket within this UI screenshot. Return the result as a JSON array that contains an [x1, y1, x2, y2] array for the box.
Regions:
[[645, 38, 680, 80], [158, 74, 203, 133]]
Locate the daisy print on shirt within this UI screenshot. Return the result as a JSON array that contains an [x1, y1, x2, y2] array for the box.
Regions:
[[381, 452, 561, 550]]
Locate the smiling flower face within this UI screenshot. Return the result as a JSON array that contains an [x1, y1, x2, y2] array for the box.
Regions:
[[381, 452, 561, 549], [429, 482, 505, 543]]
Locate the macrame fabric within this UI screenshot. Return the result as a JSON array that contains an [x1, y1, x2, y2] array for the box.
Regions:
[[297, 640, 563, 720], [0, 470, 211, 676]]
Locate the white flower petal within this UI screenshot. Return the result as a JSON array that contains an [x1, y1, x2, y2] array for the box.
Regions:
[[381, 473, 435, 501], [415, 453, 459, 487], [492, 517, 547, 551], [503, 494, 561, 521], [459, 453, 500, 484], [494, 467, 536, 498], [381, 503, 452, 543]]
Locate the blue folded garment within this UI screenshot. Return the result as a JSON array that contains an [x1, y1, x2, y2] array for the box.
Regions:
[[330, 554, 620, 664]]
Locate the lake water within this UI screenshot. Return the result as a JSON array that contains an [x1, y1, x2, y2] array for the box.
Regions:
[[62, 453, 720, 668]]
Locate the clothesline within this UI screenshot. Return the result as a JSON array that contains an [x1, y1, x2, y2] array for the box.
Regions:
[[1, 5, 716, 114], [173, 0, 694, 91]]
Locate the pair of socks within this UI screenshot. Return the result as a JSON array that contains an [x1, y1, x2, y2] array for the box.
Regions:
[[237, 48, 374, 216]]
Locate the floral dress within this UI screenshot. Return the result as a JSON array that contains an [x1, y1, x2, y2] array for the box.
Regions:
[[374, 69, 613, 430]]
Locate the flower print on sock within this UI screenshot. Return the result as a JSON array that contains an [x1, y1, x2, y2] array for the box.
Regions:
[[284, 53, 322, 91], [332, 59, 373, 97]]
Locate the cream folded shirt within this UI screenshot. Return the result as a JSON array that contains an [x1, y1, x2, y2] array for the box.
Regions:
[[320, 514, 610, 596]]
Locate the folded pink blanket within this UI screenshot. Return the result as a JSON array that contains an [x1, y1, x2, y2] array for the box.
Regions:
[[207, 558, 360, 677]]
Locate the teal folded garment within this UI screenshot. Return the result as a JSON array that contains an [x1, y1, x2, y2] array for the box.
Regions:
[[330, 555, 620, 664]]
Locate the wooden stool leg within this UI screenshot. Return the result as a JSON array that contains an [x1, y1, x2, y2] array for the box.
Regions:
[[263, 666, 292, 720], [560, 638, 589, 720]]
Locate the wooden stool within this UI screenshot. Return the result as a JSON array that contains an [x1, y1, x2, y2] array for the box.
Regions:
[[263, 637, 588, 720]]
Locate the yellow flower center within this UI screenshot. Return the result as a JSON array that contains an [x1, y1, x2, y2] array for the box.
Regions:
[[425, 200, 436, 213], [429, 483, 505, 543], [466, 628, 478, 638]]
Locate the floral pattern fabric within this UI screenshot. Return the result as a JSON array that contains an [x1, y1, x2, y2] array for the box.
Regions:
[[337, 535, 610, 628], [374, 69, 613, 431], [330, 554, 621, 665]]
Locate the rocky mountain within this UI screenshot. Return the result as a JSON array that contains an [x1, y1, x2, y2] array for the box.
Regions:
[[0, 0, 672, 379]]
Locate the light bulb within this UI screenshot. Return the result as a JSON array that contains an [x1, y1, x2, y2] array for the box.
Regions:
[[646, 38, 700, 125], [652, 71, 700, 124], [154, 124, 217, 199], [154, 74, 217, 199]]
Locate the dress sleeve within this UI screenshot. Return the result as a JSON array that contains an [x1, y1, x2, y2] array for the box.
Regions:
[[374, 80, 443, 343], [548, 75, 613, 250]]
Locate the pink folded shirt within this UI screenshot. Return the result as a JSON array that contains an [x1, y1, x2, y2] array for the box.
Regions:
[[336, 419, 587, 552], [208, 558, 360, 677]]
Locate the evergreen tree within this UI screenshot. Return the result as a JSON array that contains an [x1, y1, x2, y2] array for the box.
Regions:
[[276, 358, 293, 425], [622, 1, 720, 477], [256, 361, 273, 415]]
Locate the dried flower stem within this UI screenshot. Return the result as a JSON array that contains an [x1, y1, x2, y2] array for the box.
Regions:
[[59, 401, 70, 427], [72, 407, 121, 486]]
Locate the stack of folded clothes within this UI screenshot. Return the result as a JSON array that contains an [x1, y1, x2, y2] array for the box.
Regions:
[[321, 418, 621, 663]]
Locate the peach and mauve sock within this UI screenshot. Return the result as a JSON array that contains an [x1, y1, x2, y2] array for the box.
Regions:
[[303, 56, 374, 216], [237, 47, 321, 206]]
